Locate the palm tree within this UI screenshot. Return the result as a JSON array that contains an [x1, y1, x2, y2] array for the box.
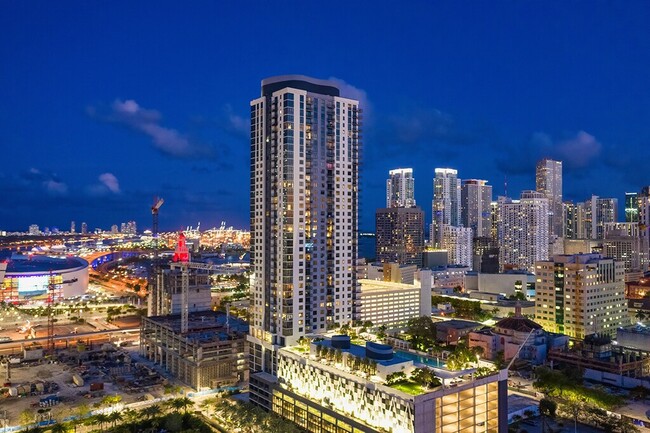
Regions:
[[50, 422, 69, 433], [107, 412, 121, 428], [94, 413, 109, 431], [142, 405, 161, 421], [635, 310, 646, 322], [176, 397, 194, 414]]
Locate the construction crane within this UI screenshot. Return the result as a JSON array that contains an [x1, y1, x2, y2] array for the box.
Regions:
[[46, 271, 60, 356], [172, 232, 190, 333], [150, 197, 164, 316]]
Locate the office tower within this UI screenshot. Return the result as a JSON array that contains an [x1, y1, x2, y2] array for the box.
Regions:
[[490, 201, 499, 242], [583, 196, 618, 240], [563, 201, 586, 239], [431, 168, 460, 247], [441, 225, 473, 268], [248, 75, 360, 362], [70, 221, 76, 234], [386, 168, 416, 208], [639, 188, 650, 244], [536, 159, 563, 238], [111, 224, 119, 234], [461, 179, 492, 238], [375, 207, 424, 266], [603, 222, 649, 273], [535, 254, 627, 339], [497, 191, 549, 271], [625, 192, 639, 223], [81, 222, 88, 234], [28, 224, 40, 236]]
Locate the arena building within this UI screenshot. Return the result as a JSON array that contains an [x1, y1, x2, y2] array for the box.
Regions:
[[0, 254, 89, 301]]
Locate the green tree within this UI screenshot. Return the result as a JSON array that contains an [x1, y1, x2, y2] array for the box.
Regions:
[[406, 316, 437, 350]]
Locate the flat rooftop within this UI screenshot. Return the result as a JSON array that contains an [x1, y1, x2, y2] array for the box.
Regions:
[[358, 279, 419, 292], [146, 310, 248, 342]]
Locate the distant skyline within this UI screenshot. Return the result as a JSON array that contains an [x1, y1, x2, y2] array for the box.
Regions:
[[2, 2, 650, 232]]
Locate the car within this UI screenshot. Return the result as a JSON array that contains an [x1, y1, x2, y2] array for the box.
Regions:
[[0, 336, 12, 343]]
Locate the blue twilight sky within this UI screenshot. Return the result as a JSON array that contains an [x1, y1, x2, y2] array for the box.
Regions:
[[2, 1, 650, 233]]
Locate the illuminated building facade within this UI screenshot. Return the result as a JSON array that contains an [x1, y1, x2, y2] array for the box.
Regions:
[[387, 168, 416, 208], [461, 179, 492, 238], [0, 254, 88, 301], [583, 195, 618, 240], [626, 192, 639, 223], [497, 191, 549, 272], [431, 168, 461, 248], [535, 254, 628, 339], [375, 207, 424, 266], [251, 337, 508, 433], [441, 225, 473, 268], [535, 159, 563, 238], [248, 75, 360, 372]]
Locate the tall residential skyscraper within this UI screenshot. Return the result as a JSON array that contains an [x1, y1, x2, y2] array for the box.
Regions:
[[583, 195, 618, 240], [536, 159, 563, 238], [461, 179, 492, 238], [431, 168, 460, 247], [386, 168, 416, 208], [81, 222, 88, 234], [248, 75, 360, 368], [70, 221, 76, 234], [625, 192, 639, 223], [497, 191, 549, 271], [375, 207, 424, 266], [535, 254, 627, 339], [441, 225, 473, 268]]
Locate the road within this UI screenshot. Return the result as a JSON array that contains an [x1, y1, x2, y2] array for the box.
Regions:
[[0, 327, 140, 356]]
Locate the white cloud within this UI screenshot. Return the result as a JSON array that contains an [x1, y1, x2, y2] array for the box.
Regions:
[[98, 173, 120, 194]]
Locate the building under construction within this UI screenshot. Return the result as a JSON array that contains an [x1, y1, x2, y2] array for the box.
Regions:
[[142, 232, 248, 389], [140, 310, 248, 390]]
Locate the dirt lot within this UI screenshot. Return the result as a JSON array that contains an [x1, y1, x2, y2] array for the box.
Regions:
[[0, 344, 168, 427]]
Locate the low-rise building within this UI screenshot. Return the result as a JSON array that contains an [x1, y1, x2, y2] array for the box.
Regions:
[[616, 324, 650, 352], [469, 307, 568, 365], [435, 319, 482, 345], [548, 333, 650, 388]]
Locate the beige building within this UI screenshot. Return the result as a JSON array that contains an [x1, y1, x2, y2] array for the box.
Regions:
[[355, 273, 431, 329], [535, 254, 628, 339]]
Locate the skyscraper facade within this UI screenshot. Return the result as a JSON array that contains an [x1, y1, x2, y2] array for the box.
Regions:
[[536, 159, 563, 238], [248, 75, 360, 371], [625, 192, 639, 223], [431, 168, 460, 248], [461, 179, 492, 238], [386, 168, 416, 208], [375, 207, 424, 266], [497, 191, 549, 271], [441, 225, 473, 268], [583, 196, 618, 240]]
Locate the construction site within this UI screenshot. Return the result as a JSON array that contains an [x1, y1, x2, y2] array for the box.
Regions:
[[141, 207, 249, 390]]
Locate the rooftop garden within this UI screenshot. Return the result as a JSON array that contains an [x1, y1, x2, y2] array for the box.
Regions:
[[385, 368, 442, 396]]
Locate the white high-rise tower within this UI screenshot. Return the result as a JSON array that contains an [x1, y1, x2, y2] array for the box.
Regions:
[[386, 168, 416, 208], [431, 168, 460, 247], [498, 191, 549, 271], [536, 159, 563, 238], [248, 75, 360, 373]]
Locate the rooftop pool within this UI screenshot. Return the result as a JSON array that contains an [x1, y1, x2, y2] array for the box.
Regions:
[[395, 350, 445, 368]]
